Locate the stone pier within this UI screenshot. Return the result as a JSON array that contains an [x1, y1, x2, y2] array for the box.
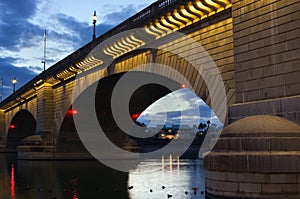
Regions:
[[204, 115, 300, 199], [0, 110, 5, 150]]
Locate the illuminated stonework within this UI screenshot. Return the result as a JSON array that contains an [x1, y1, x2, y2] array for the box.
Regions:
[[103, 34, 145, 58], [75, 56, 104, 73], [144, 0, 232, 39]]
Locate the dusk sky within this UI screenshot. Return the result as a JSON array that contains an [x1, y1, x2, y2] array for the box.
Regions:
[[0, 0, 156, 99], [0, 0, 221, 127], [137, 88, 222, 127]]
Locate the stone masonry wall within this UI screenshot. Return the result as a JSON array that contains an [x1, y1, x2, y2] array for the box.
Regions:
[[231, 0, 300, 124], [233, 0, 300, 103], [115, 16, 235, 122]]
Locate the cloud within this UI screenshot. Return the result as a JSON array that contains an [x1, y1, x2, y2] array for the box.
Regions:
[[137, 89, 223, 127], [0, 0, 40, 50], [29, 66, 43, 71], [103, 4, 144, 25], [0, 57, 36, 98], [0, 0, 38, 19]]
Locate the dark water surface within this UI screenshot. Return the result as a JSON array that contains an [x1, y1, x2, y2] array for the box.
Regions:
[[0, 154, 205, 199]]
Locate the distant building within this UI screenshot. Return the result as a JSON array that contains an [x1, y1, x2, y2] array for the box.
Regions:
[[145, 125, 196, 140]]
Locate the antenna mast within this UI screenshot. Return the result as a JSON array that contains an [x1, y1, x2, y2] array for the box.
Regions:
[[42, 29, 46, 71]]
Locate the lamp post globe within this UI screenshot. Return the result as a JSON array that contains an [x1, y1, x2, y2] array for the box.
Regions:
[[12, 77, 17, 93], [92, 10, 97, 40]]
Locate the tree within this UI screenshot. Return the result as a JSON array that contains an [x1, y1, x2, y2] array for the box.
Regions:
[[197, 122, 207, 132], [207, 120, 211, 127]]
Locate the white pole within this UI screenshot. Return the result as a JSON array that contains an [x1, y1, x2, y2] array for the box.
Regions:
[[42, 29, 46, 71]]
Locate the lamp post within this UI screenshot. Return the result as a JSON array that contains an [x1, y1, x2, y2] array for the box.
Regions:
[[92, 10, 97, 40], [12, 77, 17, 93]]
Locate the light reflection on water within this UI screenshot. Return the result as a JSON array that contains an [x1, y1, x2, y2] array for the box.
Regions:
[[128, 155, 205, 199], [0, 154, 205, 199], [10, 164, 15, 199]]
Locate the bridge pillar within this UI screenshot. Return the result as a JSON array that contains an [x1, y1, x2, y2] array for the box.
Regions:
[[230, 0, 300, 125], [204, 115, 300, 199], [204, 0, 300, 198], [107, 64, 115, 76], [0, 110, 5, 146], [36, 83, 55, 142]]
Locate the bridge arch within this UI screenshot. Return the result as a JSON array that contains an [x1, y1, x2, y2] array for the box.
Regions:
[[53, 24, 230, 153], [56, 71, 183, 153], [6, 109, 36, 151], [111, 48, 224, 121]]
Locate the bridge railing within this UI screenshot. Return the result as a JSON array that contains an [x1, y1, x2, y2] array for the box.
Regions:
[[41, 0, 188, 78], [95, 0, 185, 38]]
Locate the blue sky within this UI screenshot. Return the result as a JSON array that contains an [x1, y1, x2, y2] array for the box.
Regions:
[[137, 88, 222, 127]]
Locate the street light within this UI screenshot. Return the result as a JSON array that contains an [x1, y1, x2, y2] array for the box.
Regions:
[[12, 77, 17, 93], [92, 10, 97, 40]]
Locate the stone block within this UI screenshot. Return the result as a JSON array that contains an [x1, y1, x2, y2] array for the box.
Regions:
[[286, 174, 298, 184], [248, 154, 272, 173], [238, 173, 266, 184], [241, 138, 271, 151], [298, 173, 300, 183], [224, 154, 248, 172], [285, 138, 300, 151], [271, 138, 286, 151], [239, 182, 262, 193], [209, 171, 227, 181], [226, 172, 238, 182], [270, 174, 287, 183], [204, 152, 248, 172], [281, 95, 300, 113], [282, 184, 298, 194], [213, 138, 228, 151], [262, 184, 282, 193], [227, 138, 242, 151], [271, 155, 299, 173], [210, 180, 239, 192]]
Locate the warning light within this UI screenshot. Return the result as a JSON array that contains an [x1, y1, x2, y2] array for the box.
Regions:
[[131, 113, 141, 121], [67, 109, 78, 116], [9, 124, 16, 129], [181, 84, 186, 88]]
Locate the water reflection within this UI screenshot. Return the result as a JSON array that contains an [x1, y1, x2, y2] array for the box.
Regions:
[[1, 154, 129, 199], [128, 155, 205, 199], [10, 164, 15, 199], [0, 154, 205, 199]]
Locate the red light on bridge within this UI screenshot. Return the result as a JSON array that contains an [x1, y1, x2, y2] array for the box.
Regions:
[[9, 124, 16, 129], [131, 113, 141, 121], [181, 84, 187, 88], [67, 109, 78, 116]]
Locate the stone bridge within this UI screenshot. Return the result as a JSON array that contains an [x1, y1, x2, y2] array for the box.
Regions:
[[0, 0, 300, 198], [0, 0, 300, 197]]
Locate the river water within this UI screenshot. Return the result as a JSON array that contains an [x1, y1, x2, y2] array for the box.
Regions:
[[0, 154, 205, 199]]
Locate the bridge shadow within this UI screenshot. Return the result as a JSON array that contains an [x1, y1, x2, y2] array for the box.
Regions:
[[56, 71, 181, 157], [6, 110, 36, 152]]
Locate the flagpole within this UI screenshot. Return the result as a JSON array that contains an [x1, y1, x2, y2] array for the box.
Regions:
[[0, 78, 3, 102], [42, 29, 46, 71]]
